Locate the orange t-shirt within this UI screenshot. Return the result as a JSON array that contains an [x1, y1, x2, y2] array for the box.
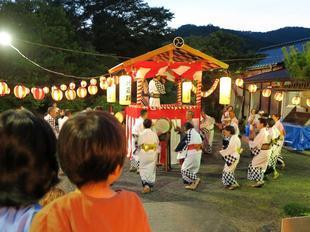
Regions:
[[30, 190, 151, 232]]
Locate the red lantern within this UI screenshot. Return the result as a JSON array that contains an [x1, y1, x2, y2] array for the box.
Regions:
[[77, 87, 87, 98], [65, 89, 77, 100], [32, 88, 45, 101], [51, 89, 63, 101], [88, 85, 98, 95], [0, 81, 8, 96], [262, 88, 271, 97], [14, 85, 28, 99]]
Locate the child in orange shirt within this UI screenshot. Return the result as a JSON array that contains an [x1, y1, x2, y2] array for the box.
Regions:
[[31, 111, 151, 232]]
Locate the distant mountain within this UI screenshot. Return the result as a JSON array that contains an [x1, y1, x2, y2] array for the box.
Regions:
[[175, 24, 310, 49]]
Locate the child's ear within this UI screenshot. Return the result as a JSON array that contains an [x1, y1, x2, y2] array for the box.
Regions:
[[108, 165, 123, 184]]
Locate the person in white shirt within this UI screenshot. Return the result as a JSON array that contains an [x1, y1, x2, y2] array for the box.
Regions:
[[130, 109, 148, 172], [272, 113, 286, 169], [137, 119, 159, 194], [148, 76, 166, 108], [44, 107, 59, 136], [267, 118, 281, 179], [247, 118, 272, 187], [219, 125, 242, 190], [58, 110, 72, 131], [200, 111, 215, 153]]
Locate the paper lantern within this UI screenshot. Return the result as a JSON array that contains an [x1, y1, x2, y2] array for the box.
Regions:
[[14, 85, 28, 99], [80, 80, 87, 87], [65, 89, 76, 100], [274, 92, 283, 101], [51, 86, 57, 91], [0, 81, 8, 96], [43, 87, 50, 94], [69, 82, 76, 90], [32, 88, 45, 101], [88, 85, 98, 95], [100, 76, 106, 82], [100, 81, 108, 90], [182, 81, 192, 103], [6, 87, 10, 95], [60, 84, 67, 91], [90, 78, 97, 85], [292, 96, 301, 105], [107, 77, 114, 87], [51, 89, 63, 101], [77, 87, 87, 98], [25, 88, 30, 95], [307, 98, 310, 107], [248, 84, 257, 93], [107, 84, 116, 103], [262, 88, 271, 97], [219, 77, 231, 105], [235, 78, 244, 87], [119, 75, 132, 105]]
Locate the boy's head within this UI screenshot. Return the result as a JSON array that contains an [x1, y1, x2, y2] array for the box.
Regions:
[[267, 118, 275, 128], [257, 117, 268, 129], [229, 111, 236, 119], [58, 111, 127, 188], [186, 110, 194, 121], [140, 109, 148, 120], [0, 109, 59, 207], [143, 119, 152, 129], [223, 125, 235, 137], [272, 113, 280, 122], [184, 122, 194, 131]]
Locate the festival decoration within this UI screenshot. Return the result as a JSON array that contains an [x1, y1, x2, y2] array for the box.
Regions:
[[69, 82, 76, 90], [291, 96, 301, 105], [43, 87, 50, 94], [235, 78, 244, 87], [25, 88, 30, 95], [100, 76, 106, 82], [262, 88, 271, 97], [248, 84, 257, 93], [219, 77, 231, 105], [274, 92, 283, 101], [80, 80, 87, 88], [51, 86, 57, 91], [201, 79, 219, 98], [6, 88, 10, 95], [88, 85, 98, 95], [307, 98, 310, 107], [107, 77, 114, 87], [90, 78, 97, 85], [51, 89, 63, 101], [14, 85, 28, 99], [0, 81, 8, 96], [77, 87, 87, 98], [119, 75, 131, 105], [65, 89, 76, 100], [182, 81, 192, 103], [32, 88, 45, 101], [100, 81, 108, 90], [60, 84, 67, 91], [107, 84, 116, 103]]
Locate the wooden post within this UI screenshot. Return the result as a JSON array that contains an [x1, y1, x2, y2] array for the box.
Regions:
[[136, 77, 143, 105]]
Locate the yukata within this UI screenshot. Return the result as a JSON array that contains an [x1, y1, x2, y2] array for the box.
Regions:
[[247, 127, 271, 182], [230, 117, 240, 136], [200, 115, 215, 153], [268, 127, 281, 169], [274, 120, 285, 165], [148, 79, 165, 108], [131, 117, 145, 170], [137, 128, 159, 188], [180, 129, 203, 184], [219, 135, 241, 186], [44, 114, 58, 137]]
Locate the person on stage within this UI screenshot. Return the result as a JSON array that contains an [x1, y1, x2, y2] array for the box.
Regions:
[[179, 122, 203, 190], [219, 126, 242, 190], [137, 119, 159, 194], [130, 109, 148, 172], [247, 118, 271, 187], [148, 75, 166, 108]]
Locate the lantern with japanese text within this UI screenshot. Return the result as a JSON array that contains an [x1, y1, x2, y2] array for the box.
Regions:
[[80, 80, 87, 88], [235, 78, 244, 87], [60, 84, 67, 91], [69, 82, 76, 90], [77, 87, 87, 98], [107, 84, 116, 103], [274, 92, 283, 101], [119, 75, 131, 105], [14, 85, 28, 99], [32, 88, 45, 101], [182, 81, 192, 103], [43, 87, 50, 94], [292, 96, 301, 105], [65, 89, 76, 100], [90, 78, 97, 85], [219, 77, 231, 105], [51, 89, 63, 101], [88, 85, 98, 95], [262, 88, 271, 97], [0, 81, 8, 96], [248, 84, 257, 93]]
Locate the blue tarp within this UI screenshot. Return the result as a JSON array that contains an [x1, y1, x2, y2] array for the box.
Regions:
[[283, 123, 310, 151]]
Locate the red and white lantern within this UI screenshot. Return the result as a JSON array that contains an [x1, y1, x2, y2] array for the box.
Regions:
[[65, 89, 77, 100], [77, 87, 87, 98], [32, 88, 45, 101], [14, 85, 28, 99], [51, 89, 63, 101], [0, 81, 9, 96]]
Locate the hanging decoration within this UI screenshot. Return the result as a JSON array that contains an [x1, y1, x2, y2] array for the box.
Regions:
[[6, 88, 10, 95], [219, 77, 231, 105], [274, 92, 283, 101], [0, 81, 9, 96], [100, 81, 108, 90], [69, 82, 76, 90], [65, 89, 77, 100], [25, 88, 30, 95], [43, 87, 50, 94], [262, 88, 271, 97], [235, 78, 244, 87], [291, 96, 301, 105], [32, 88, 45, 101], [307, 98, 310, 107], [60, 84, 67, 91], [107, 84, 116, 103], [107, 77, 114, 87], [182, 81, 192, 103], [88, 85, 98, 95], [248, 84, 257, 93], [80, 80, 87, 88], [51, 89, 63, 101], [90, 78, 97, 85], [14, 85, 28, 99], [201, 79, 219, 98], [77, 87, 87, 98], [119, 75, 132, 105]]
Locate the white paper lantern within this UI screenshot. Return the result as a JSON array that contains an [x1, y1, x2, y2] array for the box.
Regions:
[[107, 84, 116, 103], [182, 81, 192, 103], [292, 96, 301, 105], [262, 88, 271, 97], [119, 75, 131, 105], [219, 77, 231, 105]]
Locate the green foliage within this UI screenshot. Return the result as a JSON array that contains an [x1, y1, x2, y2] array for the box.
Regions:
[[283, 42, 310, 80], [284, 203, 310, 217]]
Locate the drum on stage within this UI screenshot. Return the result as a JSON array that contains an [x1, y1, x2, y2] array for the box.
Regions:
[[154, 117, 172, 135]]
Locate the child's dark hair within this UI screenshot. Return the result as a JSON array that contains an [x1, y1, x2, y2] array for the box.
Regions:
[[184, 122, 194, 131], [57, 111, 127, 188], [259, 117, 268, 127], [267, 118, 275, 127], [0, 109, 59, 207], [143, 119, 152, 129], [223, 125, 235, 135], [140, 109, 148, 117]]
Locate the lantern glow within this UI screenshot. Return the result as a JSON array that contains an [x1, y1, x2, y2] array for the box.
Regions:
[[80, 80, 87, 88], [51, 89, 63, 101], [262, 88, 271, 97], [32, 88, 45, 101], [90, 78, 97, 85], [77, 87, 87, 98], [107, 84, 116, 103], [14, 85, 27, 99], [274, 92, 283, 101], [219, 77, 231, 105], [182, 81, 192, 103], [0, 81, 8, 96], [88, 85, 98, 95], [307, 98, 310, 107], [43, 87, 50, 94], [60, 84, 67, 91], [235, 78, 244, 87], [119, 75, 132, 105], [65, 89, 76, 100], [248, 84, 257, 93], [292, 96, 301, 105], [69, 82, 76, 90], [0, 32, 12, 46]]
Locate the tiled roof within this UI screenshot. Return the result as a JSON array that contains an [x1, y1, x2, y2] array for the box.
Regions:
[[244, 69, 292, 83]]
